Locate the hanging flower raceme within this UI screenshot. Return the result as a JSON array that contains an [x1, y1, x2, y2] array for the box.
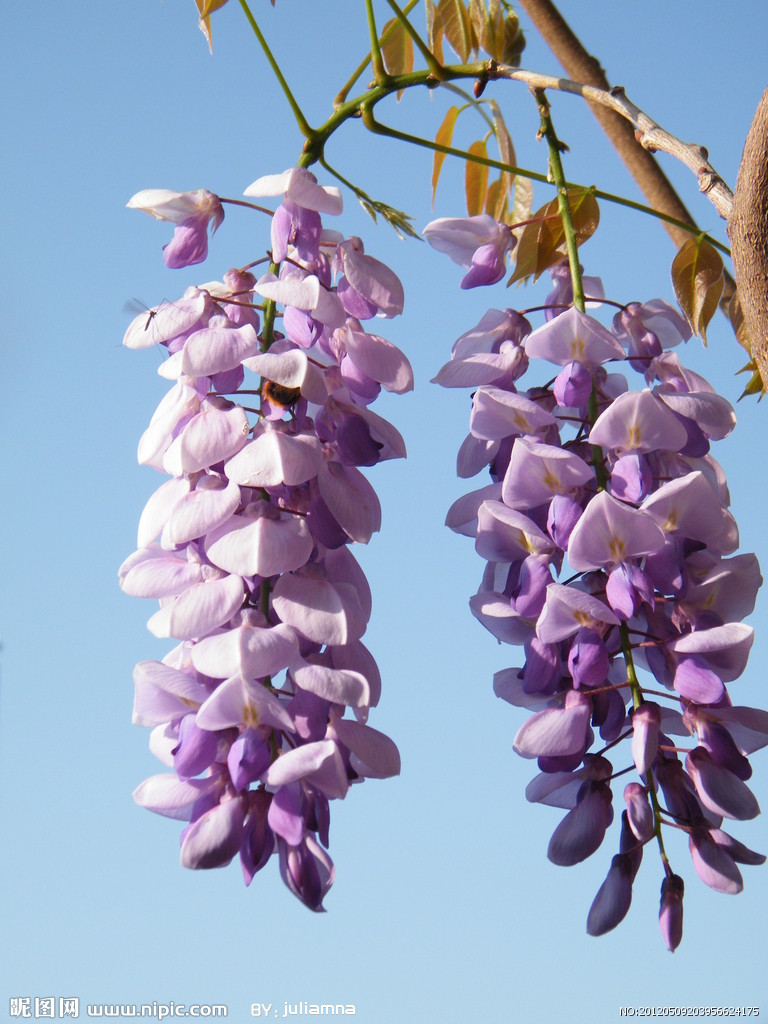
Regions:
[[121, 167, 412, 910], [427, 216, 765, 949]]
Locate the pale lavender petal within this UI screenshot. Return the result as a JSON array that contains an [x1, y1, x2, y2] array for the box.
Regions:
[[121, 549, 204, 598], [669, 623, 754, 682], [475, 501, 554, 562], [589, 389, 688, 453], [526, 308, 624, 367], [180, 797, 245, 869], [224, 430, 322, 488], [182, 322, 260, 377], [513, 691, 592, 759], [469, 591, 537, 645], [133, 773, 218, 820], [137, 477, 191, 547], [292, 662, 369, 711], [163, 397, 249, 476], [205, 507, 313, 578], [272, 568, 349, 645], [344, 325, 413, 393], [164, 476, 241, 546], [567, 490, 665, 571], [537, 583, 620, 644], [340, 244, 404, 318], [469, 387, 556, 441], [132, 660, 210, 727], [502, 438, 594, 510], [147, 573, 244, 640], [445, 483, 502, 537], [316, 461, 382, 543], [195, 674, 294, 732], [332, 718, 401, 778], [264, 740, 349, 799]]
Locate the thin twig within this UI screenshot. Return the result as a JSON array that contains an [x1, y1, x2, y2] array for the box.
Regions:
[[489, 63, 734, 219]]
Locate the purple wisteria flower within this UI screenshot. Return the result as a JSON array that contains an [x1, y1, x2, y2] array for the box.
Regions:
[[430, 252, 765, 948], [122, 167, 411, 910], [127, 188, 225, 268]]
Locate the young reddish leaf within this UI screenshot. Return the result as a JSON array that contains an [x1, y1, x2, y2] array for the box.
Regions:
[[502, 9, 526, 66], [466, 140, 490, 216], [425, 0, 445, 65], [510, 174, 534, 233], [438, 0, 475, 62], [671, 237, 724, 345], [727, 289, 752, 357], [432, 105, 460, 206], [490, 100, 516, 214], [509, 188, 599, 284], [380, 17, 414, 99], [485, 176, 508, 222]]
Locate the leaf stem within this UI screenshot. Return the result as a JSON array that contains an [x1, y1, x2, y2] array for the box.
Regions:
[[534, 88, 585, 311], [384, 0, 446, 79], [334, 0, 421, 105], [238, 0, 316, 141]]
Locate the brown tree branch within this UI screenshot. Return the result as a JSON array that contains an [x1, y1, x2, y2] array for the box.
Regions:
[[728, 86, 768, 386], [516, 0, 737, 308]]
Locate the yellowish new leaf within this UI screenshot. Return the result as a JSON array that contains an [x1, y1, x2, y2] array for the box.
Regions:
[[432, 105, 460, 205], [438, 0, 474, 62], [466, 140, 489, 216], [194, 0, 229, 51], [425, 0, 445, 65], [380, 18, 414, 99]]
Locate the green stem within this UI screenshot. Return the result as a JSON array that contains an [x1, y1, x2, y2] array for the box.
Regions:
[[384, 0, 446, 79], [238, 0, 316, 141], [360, 103, 552, 184], [364, 0, 390, 84], [534, 89, 585, 312], [334, 0, 421, 105]]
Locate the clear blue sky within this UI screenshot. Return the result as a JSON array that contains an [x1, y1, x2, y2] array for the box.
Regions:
[[2, 2, 767, 1022]]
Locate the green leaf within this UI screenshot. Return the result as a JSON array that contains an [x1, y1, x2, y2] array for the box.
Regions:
[[380, 17, 414, 99], [465, 140, 489, 216], [509, 187, 599, 283], [432, 105, 460, 205], [359, 197, 420, 240], [671, 236, 724, 345]]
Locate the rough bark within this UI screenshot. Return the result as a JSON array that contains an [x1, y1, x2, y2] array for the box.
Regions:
[[728, 87, 768, 386]]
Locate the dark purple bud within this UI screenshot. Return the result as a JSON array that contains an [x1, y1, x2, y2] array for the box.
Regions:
[[547, 493, 583, 549], [567, 628, 610, 688], [631, 702, 661, 775], [554, 359, 593, 407], [547, 781, 613, 866], [172, 714, 219, 779], [586, 853, 635, 936], [659, 873, 684, 952], [624, 782, 655, 842]]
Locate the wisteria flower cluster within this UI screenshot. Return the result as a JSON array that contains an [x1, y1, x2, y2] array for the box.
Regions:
[[120, 168, 412, 910], [428, 220, 767, 948]]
